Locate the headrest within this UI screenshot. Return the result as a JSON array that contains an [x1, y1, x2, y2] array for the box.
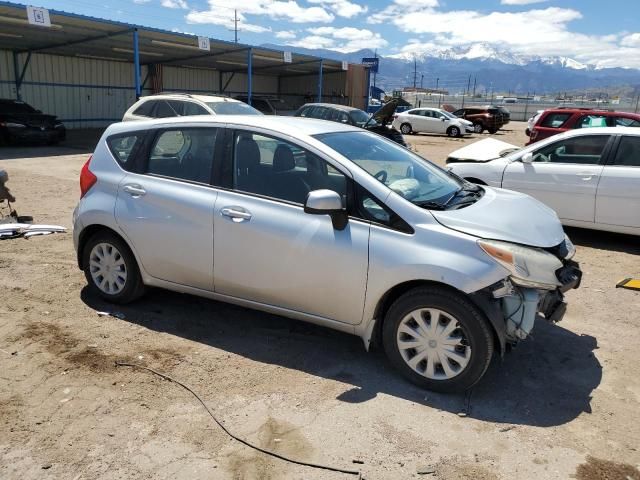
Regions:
[[273, 144, 295, 172], [236, 137, 260, 171]]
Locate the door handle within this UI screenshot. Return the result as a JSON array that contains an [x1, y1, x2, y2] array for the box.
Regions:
[[575, 172, 595, 181], [122, 184, 146, 196], [220, 207, 252, 222]]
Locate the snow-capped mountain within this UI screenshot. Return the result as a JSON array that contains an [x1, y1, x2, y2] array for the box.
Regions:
[[387, 43, 591, 70]]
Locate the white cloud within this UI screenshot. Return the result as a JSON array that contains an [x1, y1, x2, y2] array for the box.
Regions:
[[133, 0, 151, 4], [161, 0, 188, 9], [367, 0, 438, 24], [501, 0, 548, 5], [275, 30, 297, 39], [185, 9, 271, 33], [308, 0, 367, 18], [621, 33, 640, 47], [187, 1, 334, 28], [287, 26, 387, 52]]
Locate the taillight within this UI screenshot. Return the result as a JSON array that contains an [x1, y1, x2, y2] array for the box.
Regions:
[[80, 155, 97, 198]]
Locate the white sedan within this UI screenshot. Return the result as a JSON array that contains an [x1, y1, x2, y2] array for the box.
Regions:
[[447, 127, 640, 236], [392, 108, 473, 137]]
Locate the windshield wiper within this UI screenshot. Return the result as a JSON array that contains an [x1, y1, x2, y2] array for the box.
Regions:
[[415, 188, 461, 210]]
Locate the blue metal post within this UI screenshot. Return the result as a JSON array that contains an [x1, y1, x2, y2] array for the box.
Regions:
[[12, 51, 21, 100], [133, 29, 141, 99], [317, 59, 323, 103], [247, 48, 252, 105]]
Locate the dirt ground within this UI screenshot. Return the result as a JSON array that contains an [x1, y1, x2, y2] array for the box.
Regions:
[[1, 122, 640, 480]]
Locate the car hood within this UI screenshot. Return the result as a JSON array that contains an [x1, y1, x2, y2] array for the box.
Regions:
[[447, 138, 520, 162], [431, 186, 565, 248], [366, 100, 398, 127]]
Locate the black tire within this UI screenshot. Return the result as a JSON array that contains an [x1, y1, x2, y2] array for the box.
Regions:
[[400, 123, 412, 135], [473, 123, 484, 134], [382, 286, 494, 393], [82, 231, 145, 304], [447, 126, 460, 138], [488, 128, 498, 134]]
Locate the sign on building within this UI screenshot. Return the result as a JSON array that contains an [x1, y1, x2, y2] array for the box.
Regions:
[[283, 51, 292, 63], [197, 36, 210, 51], [361, 57, 379, 73], [341, 61, 348, 71], [26, 6, 51, 27]]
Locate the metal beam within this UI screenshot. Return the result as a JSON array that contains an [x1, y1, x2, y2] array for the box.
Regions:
[[157, 46, 250, 66], [133, 29, 141, 99], [317, 59, 323, 103], [247, 48, 252, 105], [17, 28, 133, 54], [224, 58, 321, 74], [12, 51, 32, 100], [221, 72, 236, 93]]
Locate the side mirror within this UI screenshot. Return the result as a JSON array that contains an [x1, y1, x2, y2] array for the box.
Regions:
[[440, 116, 446, 121], [522, 152, 534, 164], [304, 189, 348, 230]]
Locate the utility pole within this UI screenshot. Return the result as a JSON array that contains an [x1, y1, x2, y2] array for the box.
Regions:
[[373, 49, 377, 89], [233, 9, 238, 43], [472, 76, 476, 97], [420, 74, 423, 89], [413, 57, 417, 89]]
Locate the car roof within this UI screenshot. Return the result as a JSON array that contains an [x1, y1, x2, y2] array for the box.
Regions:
[[541, 108, 640, 118], [105, 115, 362, 137], [532, 126, 640, 143], [300, 103, 361, 113], [139, 94, 239, 103]]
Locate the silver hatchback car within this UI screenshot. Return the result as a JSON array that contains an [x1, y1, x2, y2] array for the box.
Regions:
[[73, 116, 581, 392]]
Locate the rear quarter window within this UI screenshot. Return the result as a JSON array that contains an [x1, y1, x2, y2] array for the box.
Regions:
[[132, 101, 155, 117], [540, 112, 572, 128], [107, 133, 144, 168]]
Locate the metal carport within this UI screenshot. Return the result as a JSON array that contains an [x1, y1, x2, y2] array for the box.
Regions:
[[0, 1, 366, 128]]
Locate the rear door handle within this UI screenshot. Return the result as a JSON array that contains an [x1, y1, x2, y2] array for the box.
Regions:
[[122, 184, 146, 196], [220, 206, 252, 222]]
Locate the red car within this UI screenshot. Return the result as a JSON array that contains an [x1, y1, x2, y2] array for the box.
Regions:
[[527, 108, 640, 144]]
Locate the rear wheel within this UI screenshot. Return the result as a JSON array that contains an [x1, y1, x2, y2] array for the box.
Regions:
[[383, 287, 494, 392], [400, 123, 412, 135], [447, 126, 460, 138], [82, 231, 145, 304], [488, 128, 498, 134], [473, 123, 484, 134]]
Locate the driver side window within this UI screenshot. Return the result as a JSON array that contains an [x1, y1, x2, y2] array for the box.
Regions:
[[531, 135, 610, 164]]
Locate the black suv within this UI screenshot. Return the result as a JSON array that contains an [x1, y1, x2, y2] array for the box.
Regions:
[[294, 101, 406, 147], [0, 99, 66, 146]]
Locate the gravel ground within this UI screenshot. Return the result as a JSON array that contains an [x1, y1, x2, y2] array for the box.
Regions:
[[1, 122, 639, 480]]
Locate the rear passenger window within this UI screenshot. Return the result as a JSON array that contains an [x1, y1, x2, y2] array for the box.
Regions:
[[540, 112, 572, 128], [233, 131, 347, 205], [107, 134, 143, 167], [615, 117, 640, 127], [612, 136, 640, 167], [133, 101, 155, 117], [575, 115, 608, 128], [147, 128, 217, 183]]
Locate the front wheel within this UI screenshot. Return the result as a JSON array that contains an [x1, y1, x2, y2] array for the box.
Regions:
[[82, 231, 145, 304], [447, 126, 460, 138], [400, 123, 412, 135], [382, 287, 494, 392], [473, 123, 484, 134]]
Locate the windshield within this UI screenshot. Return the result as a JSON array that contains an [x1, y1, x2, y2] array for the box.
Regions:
[[439, 110, 458, 120], [314, 131, 462, 206], [349, 110, 371, 127], [1, 101, 37, 114], [206, 102, 262, 115]]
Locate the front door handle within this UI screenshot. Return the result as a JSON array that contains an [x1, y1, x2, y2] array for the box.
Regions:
[[576, 172, 595, 181], [220, 206, 252, 222], [122, 184, 146, 196]]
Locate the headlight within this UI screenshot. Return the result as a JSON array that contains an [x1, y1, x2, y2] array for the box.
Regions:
[[478, 239, 563, 290], [6, 122, 26, 128], [564, 234, 576, 260], [54, 122, 64, 128]]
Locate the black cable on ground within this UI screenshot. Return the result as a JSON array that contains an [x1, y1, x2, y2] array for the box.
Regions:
[[115, 361, 362, 478]]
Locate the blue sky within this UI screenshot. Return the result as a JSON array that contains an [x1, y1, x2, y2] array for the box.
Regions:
[[28, 0, 640, 68]]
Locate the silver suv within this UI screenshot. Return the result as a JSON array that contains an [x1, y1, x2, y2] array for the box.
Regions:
[[73, 116, 581, 392]]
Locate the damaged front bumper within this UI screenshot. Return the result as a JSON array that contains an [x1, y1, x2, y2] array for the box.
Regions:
[[472, 260, 582, 351]]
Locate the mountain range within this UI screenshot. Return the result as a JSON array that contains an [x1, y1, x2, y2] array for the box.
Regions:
[[262, 43, 640, 96]]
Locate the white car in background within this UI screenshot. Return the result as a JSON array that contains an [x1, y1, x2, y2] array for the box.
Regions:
[[122, 93, 261, 121], [392, 108, 473, 137], [446, 127, 640, 236], [526, 109, 545, 136]]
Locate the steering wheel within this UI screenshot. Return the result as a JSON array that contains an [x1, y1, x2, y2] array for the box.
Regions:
[[374, 170, 388, 183]]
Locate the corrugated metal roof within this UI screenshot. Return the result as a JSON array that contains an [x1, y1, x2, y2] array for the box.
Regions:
[[0, 1, 345, 76]]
